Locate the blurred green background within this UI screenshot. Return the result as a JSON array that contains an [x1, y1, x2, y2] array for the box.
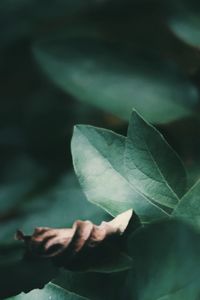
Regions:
[[1, 0, 200, 243]]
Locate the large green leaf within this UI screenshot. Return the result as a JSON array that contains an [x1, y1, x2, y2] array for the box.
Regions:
[[33, 37, 198, 124], [127, 220, 200, 300], [71, 124, 168, 223], [173, 180, 200, 229], [125, 111, 186, 210], [167, 0, 200, 46], [9, 283, 89, 300]]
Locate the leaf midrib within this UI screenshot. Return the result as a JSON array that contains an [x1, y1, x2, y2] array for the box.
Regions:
[[131, 119, 179, 206]]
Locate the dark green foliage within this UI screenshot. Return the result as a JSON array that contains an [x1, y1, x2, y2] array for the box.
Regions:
[[1, 0, 200, 299], [128, 220, 200, 300]]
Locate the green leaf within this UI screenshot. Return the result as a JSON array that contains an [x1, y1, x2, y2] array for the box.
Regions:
[[71, 124, 168, 223], [8, 283, 89, 300], [167, 0, 200, 46], [125, 111, 186, 210], [127, 220, 200, 300], [173, 180, 200, 229], [33, 37, 198, 124]]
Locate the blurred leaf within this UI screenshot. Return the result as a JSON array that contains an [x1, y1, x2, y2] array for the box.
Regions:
[[0, 156, 46, 215], [0, 173, 109, 242], [167, 0, 200, 46], [8, 283, 89, 300], [71, 123, 168, 223], [34, 37, 198, 124], [173, 180, 200, 229], [127, 220, 200, 300], [125, 111, 186, 210]]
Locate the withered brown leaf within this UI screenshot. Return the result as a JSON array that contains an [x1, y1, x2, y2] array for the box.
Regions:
[[16, 209, 133, 259]]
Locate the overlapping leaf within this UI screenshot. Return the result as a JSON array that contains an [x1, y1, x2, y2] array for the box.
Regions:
[[72, 111, 186, 223], [173, 179, 200, 229], [72, 124, 167, 223]]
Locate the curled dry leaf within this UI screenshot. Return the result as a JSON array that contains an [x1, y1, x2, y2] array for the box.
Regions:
[[16, 209, 133, 258]]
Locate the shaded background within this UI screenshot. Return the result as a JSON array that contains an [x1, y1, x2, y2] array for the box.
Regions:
[[1, 0, 200, 243]]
